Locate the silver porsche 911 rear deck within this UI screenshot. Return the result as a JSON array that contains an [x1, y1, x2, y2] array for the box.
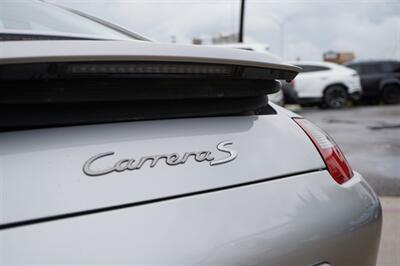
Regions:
[[0, 37, 381, 265], [0, 106, 381, 266]]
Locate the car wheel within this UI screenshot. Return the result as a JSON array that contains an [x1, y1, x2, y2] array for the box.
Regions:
[[323, 85, 348, 109], [382, 85, 400, 104]]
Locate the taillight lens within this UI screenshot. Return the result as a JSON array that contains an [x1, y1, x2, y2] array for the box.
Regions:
[[293, 118, 353, 184]]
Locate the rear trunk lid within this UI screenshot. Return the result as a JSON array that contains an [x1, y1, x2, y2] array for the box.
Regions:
[[0, 114, 325, 226]]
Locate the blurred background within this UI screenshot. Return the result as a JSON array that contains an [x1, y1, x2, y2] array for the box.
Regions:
[[45, 0, 400, 264], [50, 0, 400, 60]]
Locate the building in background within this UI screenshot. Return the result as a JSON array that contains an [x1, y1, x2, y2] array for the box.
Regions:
[[211, 32, 239, 44], [323, 51, 355, 64], [192, 32, 239, 45]]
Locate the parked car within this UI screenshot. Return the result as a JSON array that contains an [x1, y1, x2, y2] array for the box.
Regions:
[[346, 60, 400, 104], [291, 61, 362, 108], [0, 1, 382, 266], [214, 43, 286, 106]]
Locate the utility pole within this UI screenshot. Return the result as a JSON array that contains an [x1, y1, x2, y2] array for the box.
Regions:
[[280, 23, 284, 58], [238, 0, 246, 43]]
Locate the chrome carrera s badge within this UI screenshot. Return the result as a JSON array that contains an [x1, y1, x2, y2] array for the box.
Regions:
[[83, 140, 237, 176]]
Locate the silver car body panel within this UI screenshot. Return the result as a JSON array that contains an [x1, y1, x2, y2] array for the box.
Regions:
[[0, 171, 381, 266], [0, 107, 324, 225]]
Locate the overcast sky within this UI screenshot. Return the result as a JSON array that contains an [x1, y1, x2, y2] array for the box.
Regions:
[[51, 0, 400, 61]]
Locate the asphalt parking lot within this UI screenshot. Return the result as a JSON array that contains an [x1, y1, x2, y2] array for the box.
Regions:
[[294, 104, 400, 266], [378, 197, 400, 266]]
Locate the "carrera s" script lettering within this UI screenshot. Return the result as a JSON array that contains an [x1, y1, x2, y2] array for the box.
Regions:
[[83, 140, 237, 176]]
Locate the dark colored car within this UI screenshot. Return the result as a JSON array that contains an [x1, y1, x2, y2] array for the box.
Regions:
[[346, 60, 400, 104]]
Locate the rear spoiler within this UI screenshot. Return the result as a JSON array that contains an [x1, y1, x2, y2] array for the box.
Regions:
[[1, 61, 290, 104], [0, 41, 300, 130]]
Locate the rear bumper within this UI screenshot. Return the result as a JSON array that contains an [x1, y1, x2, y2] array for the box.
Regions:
[[361, 89, 381, 99], [350, 91, 362, 101], [299, 97, 322, 105], [0, 170, 381, 266]]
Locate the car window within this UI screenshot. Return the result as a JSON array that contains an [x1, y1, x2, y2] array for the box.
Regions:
[[383, 61, 400, 73], [390, 62, 400, 73], [0, 1, 133, 40], [347, 64, 360, 73], [382, 62, 394, 73], [297, 65, 330, 73], [360, 63, 384, 74]]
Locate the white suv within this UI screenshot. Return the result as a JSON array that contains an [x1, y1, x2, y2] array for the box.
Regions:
[[292, 61, 361, 108]]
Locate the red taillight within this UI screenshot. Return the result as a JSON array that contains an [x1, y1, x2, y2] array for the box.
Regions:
[[293, 118, 353, 184]]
